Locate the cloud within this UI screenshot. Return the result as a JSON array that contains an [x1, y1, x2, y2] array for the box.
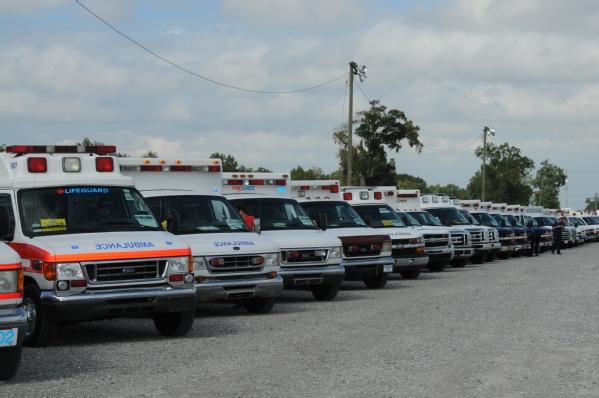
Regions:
[[0, 0, 70, 13]]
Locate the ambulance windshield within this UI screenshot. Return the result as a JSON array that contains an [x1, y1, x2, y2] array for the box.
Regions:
[[18, 186, 160, 236], [300, 201, 367, 229], [145, 195, 249, 234], [352, 204, 406, 228]]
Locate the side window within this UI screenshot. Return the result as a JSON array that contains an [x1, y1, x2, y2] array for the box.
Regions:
[[0, 194, 16, 241]]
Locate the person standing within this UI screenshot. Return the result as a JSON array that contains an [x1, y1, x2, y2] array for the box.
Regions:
[[527, 220, 541, 256], [551, 217, 564, 255], [236, 205, 255, 230]]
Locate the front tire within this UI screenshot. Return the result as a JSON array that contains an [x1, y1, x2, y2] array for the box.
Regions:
[[0, 346, 22, 381], [362, 273, 388, 289], [427, 263, 446, 272], [450, 259, 467, 268], [23, 284, 58, 347], [242, 297, 276, 314], [310, 284, 339, 301], [399, 270, 420, 279], [153, 309, 195, 337]]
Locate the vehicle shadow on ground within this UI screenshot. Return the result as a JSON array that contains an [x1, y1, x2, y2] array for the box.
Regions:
[[275, 291, 367, 304], [339, 281, 409, 291], [196, 302, 307, 318]]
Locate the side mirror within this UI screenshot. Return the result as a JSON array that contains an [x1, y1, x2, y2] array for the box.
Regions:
[[253, 218, 261, 234], [316, 213, 328, 231]]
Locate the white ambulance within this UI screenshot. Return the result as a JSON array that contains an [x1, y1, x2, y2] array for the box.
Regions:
[[394, 189, 454, 272], [458, 199, 501, 260], [419, 195, 475, 267], [222, 173, 345, 300], [0, 243, 25, 380], [337, 186, 427, 280], [119, 158, 283, 314], [286, 180, 394, 288], [0, 145, 195, 347]]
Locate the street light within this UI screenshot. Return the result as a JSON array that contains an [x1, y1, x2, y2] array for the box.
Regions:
[[347, 61, 367, 185], [481, 126, 495, 201]]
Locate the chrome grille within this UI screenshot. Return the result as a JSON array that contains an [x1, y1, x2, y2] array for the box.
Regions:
[[207, 255, 264, 274], [281, 249, 328, 264], [343, 244, 382, 258], [469, 231, 483, 243], [451, 233, 466, 246], [84, 259, 167, 283], [423, 234, 450, 248]]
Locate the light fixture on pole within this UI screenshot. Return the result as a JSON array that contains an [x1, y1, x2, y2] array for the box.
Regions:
[[481, 126, 495, 201], [347, 61, 367, 185]]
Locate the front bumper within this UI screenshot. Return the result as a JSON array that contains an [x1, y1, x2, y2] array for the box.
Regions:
[[453, 246, 474, 259], [426, 246, 454, 263], [41, 285, 196, 321], [279, 264, 345, 289], [195, 274, 283, 302], [393, 253, 428, 272], [470, 242, 494, 252], [499, 243, 522, 252], [342, 256, 394, 280], [0, 307, 27, 348]]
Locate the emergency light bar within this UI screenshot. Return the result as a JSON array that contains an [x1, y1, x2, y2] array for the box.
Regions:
[[6, 145, 116, 155], [223, 178, 286, 186]]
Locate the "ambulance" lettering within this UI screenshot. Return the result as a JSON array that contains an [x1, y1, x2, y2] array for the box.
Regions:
[[95, 241, 156, 250]]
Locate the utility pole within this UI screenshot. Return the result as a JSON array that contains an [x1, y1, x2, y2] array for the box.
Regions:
[[595, 193, 598, 212], [347, 62, 355, 186], [346, 61, 367, 186], [481, 126, 495, 201]]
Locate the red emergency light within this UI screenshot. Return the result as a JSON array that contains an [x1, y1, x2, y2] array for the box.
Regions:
[[7, 145, 116, 155], [208, 165, 221, 172], [140, 165, 162, 172], [250, 179, 265, 185], [224, 179, 243, 185], [95, 157, 114, 172], [27, 157, 47, 173], [300, 185, 310, 191], [343, 192, 353, 200], [170, 165, 192, 172], [374, 192, 383, 200]]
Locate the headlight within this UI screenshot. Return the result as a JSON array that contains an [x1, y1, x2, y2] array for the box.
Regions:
[[262, 253, 279, 267], [382, 239, 392, 252], [56, 263, 84, 280], [0, 270, 18, 293], [167, 257, 189, 273], [192, 256, 207, 270], [329, 246, 342, 259]]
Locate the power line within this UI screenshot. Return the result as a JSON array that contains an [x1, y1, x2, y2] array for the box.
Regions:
[[75, 0, 346, 94], [355, 81, 372, 103]]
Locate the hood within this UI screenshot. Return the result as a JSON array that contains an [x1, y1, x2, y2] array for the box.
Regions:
[[0, 242, 20, 265], [17, 231, 190, 262], [323, 227, 384, 239], [379, 227, 422, 240], [180, 232, 279, 256], [262, 229, 341, 250]]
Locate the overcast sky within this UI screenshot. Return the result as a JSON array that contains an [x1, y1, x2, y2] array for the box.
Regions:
[[1, 0, 597, 208]]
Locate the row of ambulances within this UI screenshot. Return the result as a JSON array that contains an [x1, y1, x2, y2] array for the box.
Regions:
[[2, 144, 597, 381]]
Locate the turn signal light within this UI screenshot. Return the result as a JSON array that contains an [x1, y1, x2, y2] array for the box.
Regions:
[[43, 263, 56, 281]]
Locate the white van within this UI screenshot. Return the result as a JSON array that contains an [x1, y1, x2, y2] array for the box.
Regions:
[[222, 173, 345, 300], [1, 145, 195, 347], [338, 186, 427, 280], [394, 189, 454, 272], [119, 158, 283, 314]]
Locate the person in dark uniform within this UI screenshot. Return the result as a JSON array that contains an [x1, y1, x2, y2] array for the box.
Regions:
[[551, 217, 564, 255], [527, 220, 541, 256]]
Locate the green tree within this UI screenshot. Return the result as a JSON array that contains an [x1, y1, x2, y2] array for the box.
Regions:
[[210, 152, 271, 173], [140, 150, 158, 158], [466, 142, 535, 204], [585, 195, 599, 212], [78, 137, 128, 157], [427, 183, 469, 199], [531, 160, 566, 208], [396, 173, 427, 191], [334, 100, 423, 185], [290, 166, 334, 180]]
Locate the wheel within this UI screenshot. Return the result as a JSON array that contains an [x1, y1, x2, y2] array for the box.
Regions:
[[153, 309, 195, 337], [242, 297, 276, 314], [310, 284, 340, 301], [399, 270, 420, 279], [23, 284, 58, 347], [0, 346, 22, 381], [427, 263, 446, 272], [450, 259, 466, 268], [470, 253, 485, 264], [362, 273, 388, 289]]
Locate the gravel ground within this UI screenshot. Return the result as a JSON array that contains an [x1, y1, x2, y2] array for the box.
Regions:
[[4, 244, 599, 397]]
